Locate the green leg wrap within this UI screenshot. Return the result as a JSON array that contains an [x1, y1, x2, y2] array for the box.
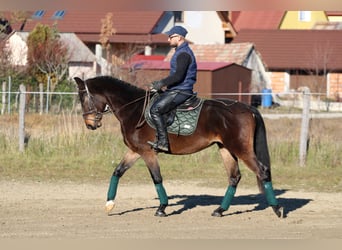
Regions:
[[263, 181, 278, 206], [155, 183, 168, 205], [107, 175, 119, 201], [221, 186, 236, 210]]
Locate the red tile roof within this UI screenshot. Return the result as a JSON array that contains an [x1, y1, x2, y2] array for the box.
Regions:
[[231, 11, 285, 31], [233, 29, 342, 71], [165, 43, 257, 65], [17, 11, 167, 44], [325, 11, 342, 16], [22, 11, 163, 33]]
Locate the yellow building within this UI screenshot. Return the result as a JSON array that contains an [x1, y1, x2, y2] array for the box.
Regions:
[[280, 11, 328, 29]]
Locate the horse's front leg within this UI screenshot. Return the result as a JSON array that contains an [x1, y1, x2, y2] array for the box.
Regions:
[[142, 152, 168, 217], [105, 149, 140, 213]]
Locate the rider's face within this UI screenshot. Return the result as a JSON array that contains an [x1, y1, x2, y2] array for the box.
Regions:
[[168, 34, 181, 47]]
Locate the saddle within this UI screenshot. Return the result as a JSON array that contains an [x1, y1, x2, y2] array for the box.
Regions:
[[145, 93, 204, 136]]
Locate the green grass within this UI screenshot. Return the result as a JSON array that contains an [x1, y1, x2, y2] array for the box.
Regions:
[[0, 113, 341, 193]]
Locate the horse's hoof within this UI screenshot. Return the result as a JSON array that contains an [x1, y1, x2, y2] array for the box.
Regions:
[[272, 205, 284, 218], [211, 207, 225, 217], [154, 210, 167, 217], [154, 204, 167, 217], [105, 200, 115, 214]]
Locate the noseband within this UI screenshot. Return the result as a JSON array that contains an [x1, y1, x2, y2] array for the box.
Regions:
[[79, 83, 104, 127]]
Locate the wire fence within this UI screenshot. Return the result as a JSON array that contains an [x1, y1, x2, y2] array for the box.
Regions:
[[1, 87, 342, 115]]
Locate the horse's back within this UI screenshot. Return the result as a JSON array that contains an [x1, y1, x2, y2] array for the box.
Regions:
[[200, 98, 257, 138], [203, 98, 255, 117]]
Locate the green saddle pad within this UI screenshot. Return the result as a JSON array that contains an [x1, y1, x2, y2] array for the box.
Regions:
[[145, 95, 204, 136]]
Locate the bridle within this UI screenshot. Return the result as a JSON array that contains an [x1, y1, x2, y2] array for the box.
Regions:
[[79, 82, 153, 129], [79, 82, 104, 127]]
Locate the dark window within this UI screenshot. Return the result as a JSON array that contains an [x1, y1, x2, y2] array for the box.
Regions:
[[0, 18, 12, 34], [173, 11, 183, 22]]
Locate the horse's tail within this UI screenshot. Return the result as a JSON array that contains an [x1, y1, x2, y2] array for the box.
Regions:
[[251, 107, 271, 193]]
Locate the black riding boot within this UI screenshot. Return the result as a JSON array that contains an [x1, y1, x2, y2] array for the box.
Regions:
[[148, 113, 169, 153]]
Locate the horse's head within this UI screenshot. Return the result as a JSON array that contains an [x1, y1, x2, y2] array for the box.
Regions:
[[74, 77, 108, 130]]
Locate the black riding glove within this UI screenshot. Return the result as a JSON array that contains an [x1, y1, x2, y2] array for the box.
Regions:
[[151, 81, 164, 91]]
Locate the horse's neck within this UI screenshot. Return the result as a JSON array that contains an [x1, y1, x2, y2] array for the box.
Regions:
[[107, 90, 145, 118]]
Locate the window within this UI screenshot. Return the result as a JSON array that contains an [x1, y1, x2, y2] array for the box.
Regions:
[[32, 10, 45, 19], [52, 10, 65, 19], [298, 11, 311, 22], [173, 11, 183, 22]]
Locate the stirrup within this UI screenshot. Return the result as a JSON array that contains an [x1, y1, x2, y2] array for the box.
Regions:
[[147, 141, 169, 153]]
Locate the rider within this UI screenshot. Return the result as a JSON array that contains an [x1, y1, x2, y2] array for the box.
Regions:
[[148, 26, 197, 153]]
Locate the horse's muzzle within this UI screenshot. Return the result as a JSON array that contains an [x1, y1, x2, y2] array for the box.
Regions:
[[86, 121, 102, 130]]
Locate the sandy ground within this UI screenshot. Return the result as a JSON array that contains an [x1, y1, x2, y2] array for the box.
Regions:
[[0, 180, 341, 239]]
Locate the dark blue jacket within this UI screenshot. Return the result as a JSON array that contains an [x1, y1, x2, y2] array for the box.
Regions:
[[167, 42, 197, 91]]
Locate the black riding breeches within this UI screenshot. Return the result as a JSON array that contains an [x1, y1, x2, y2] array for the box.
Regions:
[[150, 90, 193, 116]]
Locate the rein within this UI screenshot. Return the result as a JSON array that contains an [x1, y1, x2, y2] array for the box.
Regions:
[[115, 90, 152, 129]]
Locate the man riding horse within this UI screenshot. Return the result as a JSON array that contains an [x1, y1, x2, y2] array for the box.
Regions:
[[148, 26, 197, 153]]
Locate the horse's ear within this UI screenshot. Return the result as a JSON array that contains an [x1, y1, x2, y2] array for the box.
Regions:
[[74, 77, 85, 89]]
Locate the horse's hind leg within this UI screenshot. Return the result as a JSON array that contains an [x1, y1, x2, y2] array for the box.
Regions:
[[105, 149, 141, 213], [242, 156, 283, 218], [212, 147, 241, 217]]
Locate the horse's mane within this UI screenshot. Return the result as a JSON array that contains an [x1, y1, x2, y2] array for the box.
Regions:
[[88, 76, 145, 95]]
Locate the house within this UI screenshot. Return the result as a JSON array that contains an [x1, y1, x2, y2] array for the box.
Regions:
[[7, 31, 98, 80], [231, 11, 331, 31], [233, 29, 342, 100], [279, 11, 328, 29], [171, 11, 236, 43]]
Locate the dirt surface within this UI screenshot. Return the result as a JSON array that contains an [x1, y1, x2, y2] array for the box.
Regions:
[[1, 180, 341, 239]]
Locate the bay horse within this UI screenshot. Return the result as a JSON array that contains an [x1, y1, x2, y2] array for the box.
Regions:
[[74, 76, 283, 218]]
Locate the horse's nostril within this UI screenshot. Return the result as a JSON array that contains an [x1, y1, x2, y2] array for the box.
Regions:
[[87, 124, 96, 130]]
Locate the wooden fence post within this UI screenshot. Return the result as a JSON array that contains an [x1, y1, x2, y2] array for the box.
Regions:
[[46, 75, 50, 113], [299, 87, 311, 167], [39, 83, 44, 115], [18, 84, 26, 152], [1, 81, 6, 115], [7, 76, 11, 114]]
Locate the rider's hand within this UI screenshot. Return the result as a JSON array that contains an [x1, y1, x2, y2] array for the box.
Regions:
[[151, 81, 164, 91]]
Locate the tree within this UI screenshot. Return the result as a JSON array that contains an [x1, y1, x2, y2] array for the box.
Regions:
[[27, 23, 69, 93], [99, 12, 116, 74]]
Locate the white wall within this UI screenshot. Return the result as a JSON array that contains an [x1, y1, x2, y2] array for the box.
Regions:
[[8, 33, 27, 66], [179, 11, 225, 44]]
